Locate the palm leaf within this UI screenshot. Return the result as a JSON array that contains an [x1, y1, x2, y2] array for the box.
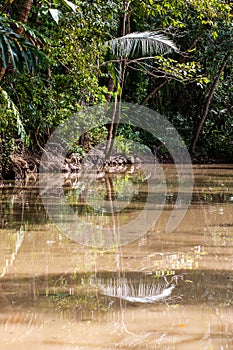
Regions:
[[108, 31, 178, 58], [20, 45, 32, 72], [0, 35, 8, 67], [0, 20, 46, 73], [4, 34, 19, 71]]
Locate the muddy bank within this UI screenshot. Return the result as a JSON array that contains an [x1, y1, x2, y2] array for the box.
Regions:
[[0, 146, 231, 180], [0, 145, 157, 180]]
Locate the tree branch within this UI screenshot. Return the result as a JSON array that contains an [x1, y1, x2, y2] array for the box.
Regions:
[[141, 78, 168, 105], [180, 32, 203, 63], [191, 51, 231, 154]]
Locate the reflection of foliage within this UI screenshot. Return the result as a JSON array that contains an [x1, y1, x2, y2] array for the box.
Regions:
[[149, 245, 208, 271], [114, 175, 135, 197], [0, 181, 47, 227], [65, 172, 145, 209], [0, 225, 25, 278]]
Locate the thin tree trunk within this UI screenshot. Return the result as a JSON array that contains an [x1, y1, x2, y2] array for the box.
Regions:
[[105, 77, 116, 158], [141, 78, 168, 105], [111, 96, 121, 142], [104, 75, 115, 153], [105, 94, 118, 159], [105, 60, 126, 159], [191, 51, 231, 154], [105, 2, 130, 160], [180, 32, 203, 64], [111, 62, 127, 140], [105, 78, 115, 103], [119, 1, 130, 36]]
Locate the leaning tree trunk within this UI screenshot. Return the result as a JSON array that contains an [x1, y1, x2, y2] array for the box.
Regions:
[[14, 0, 34, 34], [0, 0, 34, 81], [191, 51, 231, 154]]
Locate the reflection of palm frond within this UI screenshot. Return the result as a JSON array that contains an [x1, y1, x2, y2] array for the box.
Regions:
[[108, 31, 178, 58], [101, 277, 175, 303]]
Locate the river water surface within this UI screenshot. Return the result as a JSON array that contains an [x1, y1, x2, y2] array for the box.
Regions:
[[0, 165, 232, 349]]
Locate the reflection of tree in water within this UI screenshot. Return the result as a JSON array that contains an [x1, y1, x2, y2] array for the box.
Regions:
[[1, 170, 233, 347], [0, 178, 47, 228], [104, 173, 116, 202], [0, 226, 25, 279], [64, 170, 145, 207], [0, 205, 27, 326], [64, 170, 146, 228], [0, 180, 33, 328], [0, 180, 28, 279]]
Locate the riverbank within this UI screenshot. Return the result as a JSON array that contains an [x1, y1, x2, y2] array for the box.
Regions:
[[0, 146, 232, 180]]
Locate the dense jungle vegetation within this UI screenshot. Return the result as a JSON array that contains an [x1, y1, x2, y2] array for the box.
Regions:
[[0, 0, 232, 179]]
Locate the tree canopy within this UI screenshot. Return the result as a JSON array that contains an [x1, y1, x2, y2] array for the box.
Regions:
[[0, 0, 232, 178]]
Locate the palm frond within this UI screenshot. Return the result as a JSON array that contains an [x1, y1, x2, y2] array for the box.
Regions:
[[108, 31, 178, 58], [0, 17, 46, 73]]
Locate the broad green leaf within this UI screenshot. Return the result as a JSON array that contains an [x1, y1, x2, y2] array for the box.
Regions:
[[11, 38, 25, 73], [0, 20, 46, 73], [20, 45, 31, 72], [52, 0, 60, 6], [5, 37, 18, 71], [0, 35, 8, 67]]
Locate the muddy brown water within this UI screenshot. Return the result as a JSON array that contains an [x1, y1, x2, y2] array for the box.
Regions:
[[0, 165, 232, 349]]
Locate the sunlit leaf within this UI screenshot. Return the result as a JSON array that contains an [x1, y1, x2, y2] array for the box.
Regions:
[[49, 8, 61, 24], [62, 0, 78, 12]]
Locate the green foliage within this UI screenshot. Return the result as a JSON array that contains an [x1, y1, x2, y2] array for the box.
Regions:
[[0, 87, 27, 174], [0, 86, 29, 144], [154, 56, 210, 85], [38, 0, 78, 23], [198, 75, 233, 161], [0, 0, 233, 179], [0, 16, 46, 73]]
